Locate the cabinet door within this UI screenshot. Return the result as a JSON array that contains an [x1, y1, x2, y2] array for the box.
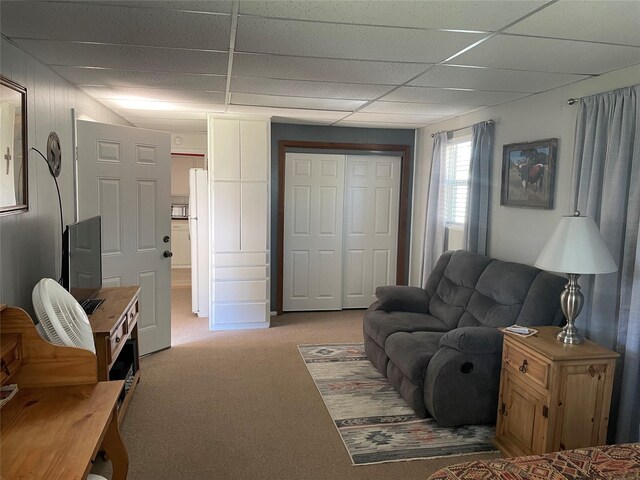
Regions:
[[497, 370, 548, 456], [552, 362, 614, 451]]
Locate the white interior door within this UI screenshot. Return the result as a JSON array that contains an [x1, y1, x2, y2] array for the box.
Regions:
[[343, 155, 401, 308], [283, 153, 345, 311], [77, 120, 171, 355]]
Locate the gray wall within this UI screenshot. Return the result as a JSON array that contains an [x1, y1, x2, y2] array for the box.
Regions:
[[0, 39, 129, 312], [270, 123, 415, 311]]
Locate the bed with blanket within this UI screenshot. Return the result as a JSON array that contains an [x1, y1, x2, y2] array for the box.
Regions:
[[428, 443, 640, 479]]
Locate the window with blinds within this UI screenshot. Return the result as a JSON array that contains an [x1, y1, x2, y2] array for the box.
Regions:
[[443, 138, 472, 225]]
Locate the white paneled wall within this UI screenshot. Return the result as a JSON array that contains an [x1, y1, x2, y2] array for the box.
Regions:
[[0, 38, 129, 309], [208, 115, 270, 330]]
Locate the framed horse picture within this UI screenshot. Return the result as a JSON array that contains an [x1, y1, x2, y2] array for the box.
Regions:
[[500, 138, 557, 209]]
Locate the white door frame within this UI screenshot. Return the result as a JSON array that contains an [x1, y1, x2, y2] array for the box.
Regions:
[[276, 141, 412, 314]]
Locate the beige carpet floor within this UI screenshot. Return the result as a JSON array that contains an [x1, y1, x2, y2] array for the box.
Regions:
[[95, 287, 500, 479]]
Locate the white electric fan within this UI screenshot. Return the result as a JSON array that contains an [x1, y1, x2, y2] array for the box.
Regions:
[[32, 278, 96, 353]]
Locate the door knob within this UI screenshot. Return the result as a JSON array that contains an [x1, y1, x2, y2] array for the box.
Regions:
[[163, 250, 173, 258], [163, 235, 170, 243]]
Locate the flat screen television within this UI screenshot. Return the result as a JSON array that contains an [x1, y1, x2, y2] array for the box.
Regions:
[[62, 215, 103, 313]]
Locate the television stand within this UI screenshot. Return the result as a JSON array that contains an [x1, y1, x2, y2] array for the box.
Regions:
[[88, 287, 141, 425], [83, 298, 104, 315]]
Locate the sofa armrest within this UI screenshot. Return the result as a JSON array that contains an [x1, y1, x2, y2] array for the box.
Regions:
[[439, 327, 504, 354], [375, 286, 430, 314]]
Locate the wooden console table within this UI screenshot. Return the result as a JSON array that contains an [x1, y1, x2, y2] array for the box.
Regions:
[[0, 305, 129, 479], [89, 286, 141, 424]]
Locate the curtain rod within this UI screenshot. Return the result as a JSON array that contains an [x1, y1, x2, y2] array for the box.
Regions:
[[567, 98, 580, 105], [430, 119, 494, 138]]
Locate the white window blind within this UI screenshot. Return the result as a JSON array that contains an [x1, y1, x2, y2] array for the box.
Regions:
[[444, 138, 472, 225]]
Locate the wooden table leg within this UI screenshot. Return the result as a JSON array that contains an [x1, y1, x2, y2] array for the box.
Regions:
[[102, 408, 129, 480]]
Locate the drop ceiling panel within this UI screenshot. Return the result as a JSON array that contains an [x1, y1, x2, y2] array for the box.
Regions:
[[506, 1, 640, 47], [346, 112, 448, 124], [271, 117, 335, 126], [81, 87, 226, 104], [227, 105, 347, 122], [230, 93, 366, 111], [409, 65, 589, 92], [452, 35, 640, 75], [129, 118, 208, 132], [235, 17, 484, 63], [383, 87, 527, 105], [105, 102, 225, 116], [239, 0, 547, 32], [113, 110, 211, 120], [233, 53, 428, 84], [335, 120, 430, 129], [361, 101, 481, 116], [52, 66, 227, 91], [14, 39, 229, 74], [0, 2, 230, 50], [86, 1, 233, 14], [231, 77, 392, 100]]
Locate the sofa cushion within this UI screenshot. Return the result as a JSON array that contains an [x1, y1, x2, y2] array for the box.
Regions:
[[363, 309, 449, 348], [375, 286, 430, 314], [517, 271, 566, 326], [439, 327, 504, 354], [386, 331, 444, 385], [459, 261, 539, 328]]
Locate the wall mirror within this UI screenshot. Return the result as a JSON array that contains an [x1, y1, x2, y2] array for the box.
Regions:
[[0, 75, 28, 215]]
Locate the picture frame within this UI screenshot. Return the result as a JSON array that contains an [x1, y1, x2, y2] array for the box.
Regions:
[[500, 138, 558, 209]]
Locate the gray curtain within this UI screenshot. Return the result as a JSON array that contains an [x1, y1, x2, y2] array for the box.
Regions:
[[420, 132, 447, 288], [571, 84, 639, 443], [463, 121, 493, 255]]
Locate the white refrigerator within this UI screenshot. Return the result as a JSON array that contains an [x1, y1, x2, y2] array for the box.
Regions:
[[189, 168, 209, 317]]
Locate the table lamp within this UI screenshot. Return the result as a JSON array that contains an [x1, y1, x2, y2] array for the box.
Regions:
[[534, 211, 617, 345]]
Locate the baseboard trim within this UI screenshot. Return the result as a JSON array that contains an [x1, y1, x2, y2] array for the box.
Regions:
[[209, 321, 271, 331]]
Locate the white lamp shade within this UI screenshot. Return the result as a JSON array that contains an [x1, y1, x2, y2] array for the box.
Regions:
[[535, 214, 617, 274]]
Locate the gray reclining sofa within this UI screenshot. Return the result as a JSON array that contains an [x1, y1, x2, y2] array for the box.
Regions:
[[363, 250, 566, 427]]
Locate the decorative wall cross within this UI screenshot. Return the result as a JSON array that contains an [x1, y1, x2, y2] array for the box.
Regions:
[[4, 147, 11, 175]]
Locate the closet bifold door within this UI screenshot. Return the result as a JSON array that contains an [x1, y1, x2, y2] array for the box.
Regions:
[[283, 153, 345, 311], [342, 155, 401, 308]]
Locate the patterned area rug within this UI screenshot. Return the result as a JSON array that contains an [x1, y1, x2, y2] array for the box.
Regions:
[[299, 343, 498, 465]]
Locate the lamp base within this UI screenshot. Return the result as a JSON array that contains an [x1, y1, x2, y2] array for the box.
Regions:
[[557, 273, 585, 345]]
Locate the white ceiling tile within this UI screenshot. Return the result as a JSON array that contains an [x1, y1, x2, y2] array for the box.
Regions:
[[361, 101, 481, 116], [239, 1, 547, 32], [346, 112, 448, 124], [52, 66, 227, 91], [227, 105, 347, 122], [382, 87, 527, 105], [232, 54, 428, 84], [230, 93, 366, 111], [14, 39, 228, 74], [129, 118, 208, 132], [452, 35, 640, 75], [506, 1, 640, 47], [0, 2, 230, 49], [409, 65, 590, 92], [334, 120, 424, 129], [81, 87, 226, 104], [231, 77, 392, 100], [236, 17, 484, 63]]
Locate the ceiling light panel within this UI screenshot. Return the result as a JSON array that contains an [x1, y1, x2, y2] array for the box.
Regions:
[[231, 77, 392, 100], [14, 39, 229, 74], [361, 101, 481, 116], [505, 1, 640, 47], [81, 87, 226, 104], [409, 65, 589, 93], [452, 35, 640, 75], [52, 66, 227, 91], [83, 1, 233, 14], [235, 17, 484, 63], [230, 93, 366, 111], [383, 87, 528, 105], [239, 0, 547, 32], [233, 53, 429, 84], [0, 2, 230, 50]]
